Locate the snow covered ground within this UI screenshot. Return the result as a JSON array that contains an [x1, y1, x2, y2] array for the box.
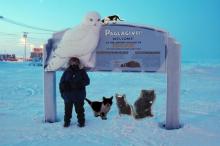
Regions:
[[0, 61, 220, 146]]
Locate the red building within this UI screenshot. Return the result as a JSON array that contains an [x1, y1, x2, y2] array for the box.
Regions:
[[30, 48, 43, 59], [29, 48, 43, 66]]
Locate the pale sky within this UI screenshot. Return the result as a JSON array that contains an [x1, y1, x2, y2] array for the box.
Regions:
[[0, 0, 220, 61]]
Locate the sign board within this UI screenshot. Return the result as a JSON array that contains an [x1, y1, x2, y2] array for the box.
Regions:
[[43, 23, 181, 130], [44, 24, 167, 72], [95, 24, 167, 72]]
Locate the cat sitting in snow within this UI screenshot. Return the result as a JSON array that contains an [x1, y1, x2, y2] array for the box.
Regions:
[[115, 90, 156, 119], [133, 90, 156, 119], [115, 94, 133, 116], [85, 96, 113, 120]]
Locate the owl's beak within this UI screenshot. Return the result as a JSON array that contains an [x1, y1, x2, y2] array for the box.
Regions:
[[94, 22, 101, 28]]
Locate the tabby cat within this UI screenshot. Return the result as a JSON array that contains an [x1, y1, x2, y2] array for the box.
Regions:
[[115, 94, 133, 115]]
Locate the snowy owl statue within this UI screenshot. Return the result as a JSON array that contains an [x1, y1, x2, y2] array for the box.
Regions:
[[45, 11, 102, 71]]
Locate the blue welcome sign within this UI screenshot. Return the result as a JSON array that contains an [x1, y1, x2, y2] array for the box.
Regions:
[[95, 24, 166, 72], [44, 24, 167, 72]]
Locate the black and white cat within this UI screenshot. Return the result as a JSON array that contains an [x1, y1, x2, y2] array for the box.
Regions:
[[101, 15, 123, 25], [85, 96, 113, 120], [133, 90, 156, 119]]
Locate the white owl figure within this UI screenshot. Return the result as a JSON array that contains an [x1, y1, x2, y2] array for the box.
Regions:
[[45, 11, 102, 71]]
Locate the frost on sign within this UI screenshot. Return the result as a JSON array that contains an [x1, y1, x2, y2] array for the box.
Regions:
[[94, 24, 167, 72]]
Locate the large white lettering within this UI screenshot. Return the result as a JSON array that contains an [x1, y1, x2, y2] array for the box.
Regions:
[[105, 29, 142, 36]]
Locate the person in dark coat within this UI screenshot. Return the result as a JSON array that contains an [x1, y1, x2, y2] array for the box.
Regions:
[[59, 57, 90, 127]]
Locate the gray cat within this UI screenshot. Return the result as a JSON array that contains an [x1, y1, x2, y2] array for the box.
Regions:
[[133, 90, 156, 119], [115, 94, 133, 115]]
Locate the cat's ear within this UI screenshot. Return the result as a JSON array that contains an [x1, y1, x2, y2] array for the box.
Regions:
[[110, 96, 113, 100], [103, 96, 106, 100]]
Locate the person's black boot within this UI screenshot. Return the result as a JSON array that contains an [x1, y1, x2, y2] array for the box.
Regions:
[[63, 122, 70, 127], [77, 123, 85, 128]]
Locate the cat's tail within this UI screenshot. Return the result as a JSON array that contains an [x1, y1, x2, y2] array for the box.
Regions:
[[117, 16, 124, 21], [85, 98, 92, 105]]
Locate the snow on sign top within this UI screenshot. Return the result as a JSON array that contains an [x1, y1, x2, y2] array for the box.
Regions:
[[44, 23, 167, 72]]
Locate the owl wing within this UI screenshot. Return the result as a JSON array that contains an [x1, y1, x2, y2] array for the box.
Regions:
[[62, 25, 89, 42], [45, 54, 68, 71], [55, 25, 91, 57]]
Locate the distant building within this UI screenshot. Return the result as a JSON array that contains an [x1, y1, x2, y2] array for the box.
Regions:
[[0, 54, 17, 61], [30, 48, 43, 59], [29, 48, 43, 66]]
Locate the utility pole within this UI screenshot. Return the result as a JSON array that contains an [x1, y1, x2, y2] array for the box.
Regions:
[[23, 32, 28, 61]]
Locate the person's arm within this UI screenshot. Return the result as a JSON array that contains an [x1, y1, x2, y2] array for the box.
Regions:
[[81, 69, 90, 86], [59, 71, 71, 94], [59, 71, 67, 94]]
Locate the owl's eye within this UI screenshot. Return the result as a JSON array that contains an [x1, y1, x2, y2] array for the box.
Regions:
[[90, 18, 93, 22], [97, 19, 100, 21]]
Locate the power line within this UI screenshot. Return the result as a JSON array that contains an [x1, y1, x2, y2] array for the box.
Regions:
[[0, 16, 57, 32], [0, 31, 52, 35], [0, 31, 19, 36], [27, 31, 53, 35], [0, 31, 50, 40]]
